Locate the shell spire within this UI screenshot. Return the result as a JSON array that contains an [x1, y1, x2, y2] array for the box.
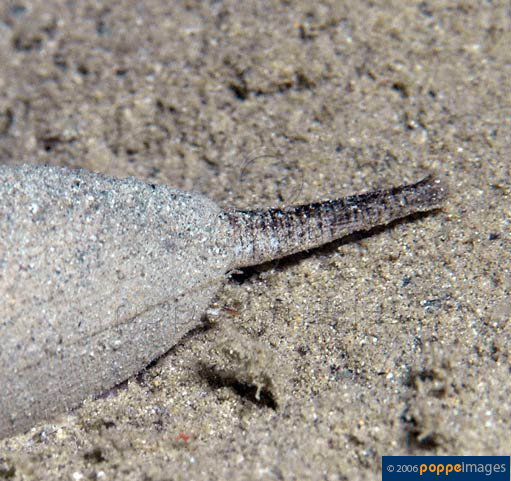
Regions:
[[225, 175, 447, 268]]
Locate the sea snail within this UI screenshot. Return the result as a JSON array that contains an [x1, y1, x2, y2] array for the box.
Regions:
[[0, 164, 446, 438]]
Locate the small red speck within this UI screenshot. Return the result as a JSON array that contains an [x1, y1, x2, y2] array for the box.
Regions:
[[177, 433, 190, 442]]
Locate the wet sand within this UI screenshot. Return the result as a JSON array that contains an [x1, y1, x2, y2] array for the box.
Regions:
[[0, 1, 509, 479]]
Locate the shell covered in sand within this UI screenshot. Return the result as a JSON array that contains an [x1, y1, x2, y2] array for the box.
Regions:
[[0, 164, 446, 438]]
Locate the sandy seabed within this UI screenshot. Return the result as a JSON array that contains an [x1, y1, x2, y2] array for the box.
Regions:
[[0, 1, 510, 480]]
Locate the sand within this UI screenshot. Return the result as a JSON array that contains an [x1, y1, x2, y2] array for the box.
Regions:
[[0, 0, 509, 479]]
